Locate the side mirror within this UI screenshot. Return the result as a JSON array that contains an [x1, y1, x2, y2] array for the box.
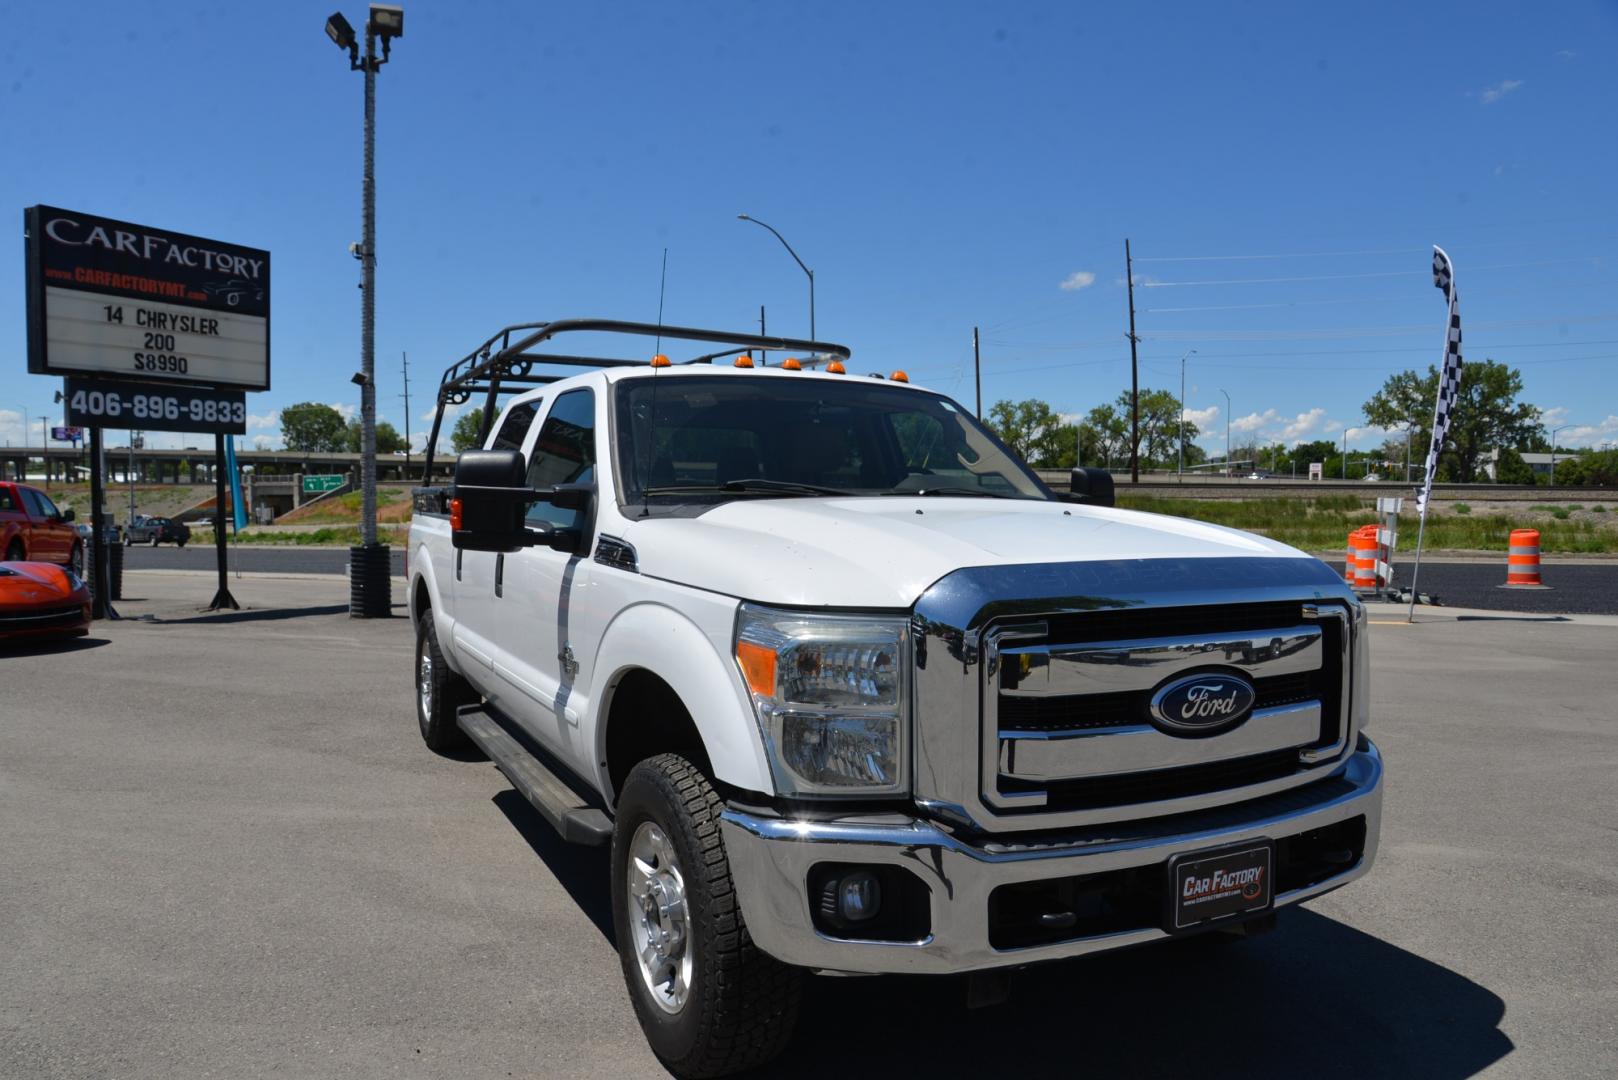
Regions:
[[60, 508, 76, 522], [450, 450, 594, 554], [1067, 467, 1116, 508]]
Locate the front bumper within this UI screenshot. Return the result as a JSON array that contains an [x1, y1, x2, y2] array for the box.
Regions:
[[720, 736, 1382, 975]]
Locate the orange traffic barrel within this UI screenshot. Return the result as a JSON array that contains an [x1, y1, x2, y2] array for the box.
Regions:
[[1343, 530, 1356, 582], [1351, 525, 1378, 590], [1504, 528, 1549, 589]]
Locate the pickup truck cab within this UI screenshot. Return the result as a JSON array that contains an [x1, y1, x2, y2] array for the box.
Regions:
[[1, 480, 82, 575], [408, 320, 1382, 1077]]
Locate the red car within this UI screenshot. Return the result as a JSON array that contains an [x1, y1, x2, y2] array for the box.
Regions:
[[0, 560, 91, 642], [0, 481, 83, 575]]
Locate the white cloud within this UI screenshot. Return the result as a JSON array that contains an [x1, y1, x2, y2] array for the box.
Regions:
[[328, 402, 358, 421], [1280, 408, 1329, 442], [1230, 409, 1278, 435], [1479, 78, 1523, 104], [1183, 405, 1219, 427], [1541, 405, 1569, 426], [1344, 424, 1393, 445], [0, 409, 25, 446], [246, 412, 280, 431], [1059, 271, 1096, 292], [1554, 49, 1576, 61], [1557, 415, 1618, 448]]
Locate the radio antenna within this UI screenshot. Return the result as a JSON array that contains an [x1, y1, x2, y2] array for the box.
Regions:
[[643, 247, 669, 518]]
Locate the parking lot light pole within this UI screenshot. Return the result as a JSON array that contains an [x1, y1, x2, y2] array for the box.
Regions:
[[1218, 388, 1230, 476], [737, 214, 814, 339], [326, 4, 403, 617]]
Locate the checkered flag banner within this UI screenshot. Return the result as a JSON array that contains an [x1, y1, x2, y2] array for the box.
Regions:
[[1417, 246, 1463, 515]]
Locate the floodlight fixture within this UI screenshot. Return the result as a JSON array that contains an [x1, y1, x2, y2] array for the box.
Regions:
[[368, 4, 404, 38], [325, 11, 357, 49]]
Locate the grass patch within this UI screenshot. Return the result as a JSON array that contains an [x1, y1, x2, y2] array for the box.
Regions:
[[1552, 508, 1571, 520], [1567, 504, 1584, 511], [1114, 494, 1618, 553], [1529, 504, 1559, 512], [1594, 505, 1608, 514], [1452, 502, 1471, 515], [191, 525, 408, 546], [278, 489, 411, 525]]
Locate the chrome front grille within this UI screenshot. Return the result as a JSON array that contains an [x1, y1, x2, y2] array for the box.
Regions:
[[982, 607, 1348, 815], [910, 557, 1365, 834]]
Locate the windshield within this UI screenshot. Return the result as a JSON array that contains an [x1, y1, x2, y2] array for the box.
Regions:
[[614, 374, 1049, 510]]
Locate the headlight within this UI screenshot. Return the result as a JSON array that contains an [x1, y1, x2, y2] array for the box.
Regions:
[[734, 604, 909, 798]]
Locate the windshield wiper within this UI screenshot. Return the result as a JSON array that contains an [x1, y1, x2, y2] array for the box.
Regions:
[[643, 478, 857, 498], [884, 486, 1014, 498]]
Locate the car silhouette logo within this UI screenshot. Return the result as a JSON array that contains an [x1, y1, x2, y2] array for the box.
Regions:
[[1149, 673, 1257, 736]]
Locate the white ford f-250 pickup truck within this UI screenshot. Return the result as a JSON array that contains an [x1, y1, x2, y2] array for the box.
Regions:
[[408, 319, 1383, 1077]]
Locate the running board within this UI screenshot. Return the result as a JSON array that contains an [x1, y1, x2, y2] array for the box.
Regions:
[[456, 704, 613, 846]]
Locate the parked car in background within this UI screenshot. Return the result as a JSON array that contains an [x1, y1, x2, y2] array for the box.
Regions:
[[125, 515, 190, 547], [0, 481, 82, 575], [0, 560, 90, 643]]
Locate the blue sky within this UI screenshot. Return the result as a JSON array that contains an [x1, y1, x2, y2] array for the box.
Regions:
[[3, 0, 1616, 455]]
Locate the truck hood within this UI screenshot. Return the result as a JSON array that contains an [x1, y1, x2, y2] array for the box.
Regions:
[[621, 497, 1312, 609]]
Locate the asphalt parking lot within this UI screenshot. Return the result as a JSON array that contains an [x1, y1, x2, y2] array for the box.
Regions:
[[3, 572, 1615, 1079]]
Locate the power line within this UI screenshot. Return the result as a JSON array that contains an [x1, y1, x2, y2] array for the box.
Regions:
[[1139, 256, 1605, 288]]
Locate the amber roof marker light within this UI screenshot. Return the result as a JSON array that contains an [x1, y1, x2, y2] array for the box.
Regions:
[[890, 370, 909, 383], [827, 360, 846, 374], [734, 354, 755, 368], [782, 357, 802, 370], [649, 354, 671, 367]]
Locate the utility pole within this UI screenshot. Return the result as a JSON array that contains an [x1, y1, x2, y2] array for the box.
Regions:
[[399, 351, 411, 476], [1177, 349, 1196, 479], [973, 326, 982, 419], [1342, 429, 1349, 479], [1219, 388, 1231, 475], [1125, 239, 1141, 483], [759, 305, 766, 366]]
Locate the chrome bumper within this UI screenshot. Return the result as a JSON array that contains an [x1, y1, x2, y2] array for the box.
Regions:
[[720, 737, 1382, 975]]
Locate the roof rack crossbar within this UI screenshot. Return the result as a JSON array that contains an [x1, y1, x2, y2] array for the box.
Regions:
[[421, 318, 853, 481]]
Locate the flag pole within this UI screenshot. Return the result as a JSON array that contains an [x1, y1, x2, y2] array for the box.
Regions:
[[1408, 245, 1460, 623]]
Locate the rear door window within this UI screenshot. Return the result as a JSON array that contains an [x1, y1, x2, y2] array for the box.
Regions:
[[525, 389, 595, 532], [491, 401, 540, 453]]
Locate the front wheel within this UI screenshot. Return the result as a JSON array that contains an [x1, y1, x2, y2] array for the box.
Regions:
[[414, 609, 473, 753], [612, 754, 802, 1078]]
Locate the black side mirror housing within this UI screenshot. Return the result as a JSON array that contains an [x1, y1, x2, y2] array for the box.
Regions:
[[61, 507, 76, 522], [1067, 467, 1116, 508], [450, 450, 594, 554]]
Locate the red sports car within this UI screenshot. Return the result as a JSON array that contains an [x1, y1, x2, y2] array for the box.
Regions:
[[0, 560, 91, 642]]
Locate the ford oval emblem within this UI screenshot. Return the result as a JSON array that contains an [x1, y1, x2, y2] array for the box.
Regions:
[[1149, 673, 1257, 736]]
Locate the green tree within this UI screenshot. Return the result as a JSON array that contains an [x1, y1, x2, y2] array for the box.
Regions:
[[986, 399, 1068, 467], [279, 402, 349, 452], [1111, 388, 1197, 468], [450, 411, 485, 453], [1492, 446, 1536, 484], [1554, 448, 1618, 486], [1078, 404, 1128, 468], [1363, 359, 1543, 484], [343, 417, 408, 454]]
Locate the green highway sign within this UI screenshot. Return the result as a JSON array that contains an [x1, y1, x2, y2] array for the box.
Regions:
[[302, 474, 345, 494]]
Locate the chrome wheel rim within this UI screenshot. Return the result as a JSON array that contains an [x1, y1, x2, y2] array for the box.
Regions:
[[417, 640, 433, 719], [626, 821, 691, 1014]]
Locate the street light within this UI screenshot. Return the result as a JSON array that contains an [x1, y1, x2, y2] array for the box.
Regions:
[[1177, 349, 1196, 478], [1550, 423, 1572, 479], [1218, 388, 1231, 476], [737, 214, 815, 339], [325, 4, 403, 618]]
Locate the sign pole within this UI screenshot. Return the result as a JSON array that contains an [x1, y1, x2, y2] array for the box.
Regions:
[[87, 424, 117, 620], [207, 433, 239, 611]]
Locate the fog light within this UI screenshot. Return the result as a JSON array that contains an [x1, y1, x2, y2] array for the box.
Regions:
[[838, 872, 881, 923]]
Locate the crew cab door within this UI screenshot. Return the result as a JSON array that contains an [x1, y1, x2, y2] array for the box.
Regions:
[[492, 387, 605, 764], [449, 398, 542, 690]]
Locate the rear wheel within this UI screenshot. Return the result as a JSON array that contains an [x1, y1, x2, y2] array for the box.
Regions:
[[415, 609, 473, 752], [612, 754, 802, 1078], [4, 540, 23, 562]]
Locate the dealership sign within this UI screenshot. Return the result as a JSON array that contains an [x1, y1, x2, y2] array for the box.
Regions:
[[25, 205, 271, 391]]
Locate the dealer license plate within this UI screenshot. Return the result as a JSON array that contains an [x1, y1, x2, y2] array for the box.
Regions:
[[1168, 841, 1274, 932]]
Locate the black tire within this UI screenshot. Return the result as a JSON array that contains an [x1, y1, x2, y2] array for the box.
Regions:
[[177, 539, 186, 548], [612, 754, 802, 1078], [414, 609, 473, 752], [4, 541, 23, 562], [150, 534, 160, 547], [124, 534, 132, 547]]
